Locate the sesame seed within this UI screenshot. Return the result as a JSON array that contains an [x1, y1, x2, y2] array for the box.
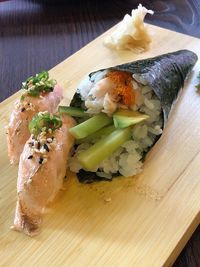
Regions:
[[26, 102, 35, 111], [39, 157, 43, 164], [16, 103, 21, 109], [37, 142, 41, 150], [40, 138, 46, 144], [21, 107, 25, 112], [39, 139, 46, 144], [43, 143, 49, 152], [40, 148, 47, 154], [47, 138, 52, 143], [27, 178, 32, 184], [43, 158, 47, 164], [28, 155, 33, 159], [104, 197, 112, 203], [28, 142, 34, 147]]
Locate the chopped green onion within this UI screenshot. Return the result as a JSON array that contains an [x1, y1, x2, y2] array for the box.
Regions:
[[77, 127, 132, 171], [21, 71, 57, 97], [29, 112, 62, 136], [69, 113, 112, 139], [58, 106, 89, 118], [20, 95, 25, 102]]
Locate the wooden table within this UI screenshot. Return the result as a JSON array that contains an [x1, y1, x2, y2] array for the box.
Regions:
[[0, 0, 199, 266]]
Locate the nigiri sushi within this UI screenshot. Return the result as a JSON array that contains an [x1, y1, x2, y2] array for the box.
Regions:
[[59, 50, 198, 183], [7, 71, 63, 164], [12, 111, 75, 236]]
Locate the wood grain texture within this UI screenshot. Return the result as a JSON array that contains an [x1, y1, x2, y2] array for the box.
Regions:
[[0, 25, 200, 267], [0, 1, 200, 266]]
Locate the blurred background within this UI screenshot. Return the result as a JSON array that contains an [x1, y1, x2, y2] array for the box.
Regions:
[[0, 0, 200, 102]]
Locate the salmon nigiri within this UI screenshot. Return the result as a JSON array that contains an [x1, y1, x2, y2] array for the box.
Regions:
[[12, 112, 75, 236], [7, 71, 63, 164]]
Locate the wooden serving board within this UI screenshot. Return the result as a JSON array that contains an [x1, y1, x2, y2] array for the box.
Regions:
[[0, 24, 200, 267]]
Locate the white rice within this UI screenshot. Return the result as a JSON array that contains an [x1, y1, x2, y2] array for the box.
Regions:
[[77, 70, 108, 101], [69, 71, 163, 178]]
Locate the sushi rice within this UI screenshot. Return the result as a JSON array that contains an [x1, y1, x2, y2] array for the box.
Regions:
[[69, 71, 163, 178]]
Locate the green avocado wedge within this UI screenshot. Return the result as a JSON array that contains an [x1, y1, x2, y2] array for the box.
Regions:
[[69, 113, 112, 139], [77, 127, 132, 171], [113, 110, 149, 129]]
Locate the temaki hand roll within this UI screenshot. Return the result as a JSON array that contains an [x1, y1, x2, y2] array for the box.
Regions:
[[61, 50, 197, 183]]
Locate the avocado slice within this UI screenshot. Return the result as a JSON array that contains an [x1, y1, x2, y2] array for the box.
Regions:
[[113, 109, 149, 129]]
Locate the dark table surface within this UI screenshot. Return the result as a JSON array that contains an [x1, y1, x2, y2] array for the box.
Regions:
[[0, 0, 200, 266]]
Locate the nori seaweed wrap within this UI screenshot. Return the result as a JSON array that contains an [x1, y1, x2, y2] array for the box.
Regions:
[[68, 50, 198, 183]]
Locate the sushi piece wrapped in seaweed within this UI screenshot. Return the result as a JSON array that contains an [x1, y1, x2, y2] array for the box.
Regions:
[[66, 50, 197, 183]]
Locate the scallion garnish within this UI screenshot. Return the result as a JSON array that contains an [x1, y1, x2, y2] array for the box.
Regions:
[[21, 71, 57, 97], [29, 112, 62, 137]]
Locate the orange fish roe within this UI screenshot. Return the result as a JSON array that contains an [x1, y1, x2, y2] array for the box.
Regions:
[[107, 70, 135, 106]]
